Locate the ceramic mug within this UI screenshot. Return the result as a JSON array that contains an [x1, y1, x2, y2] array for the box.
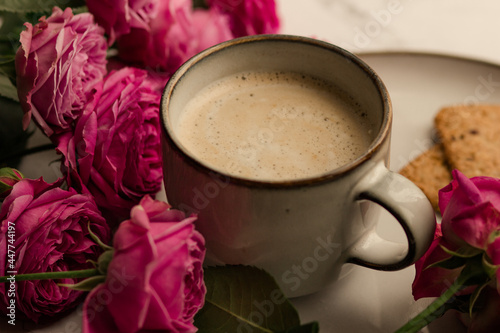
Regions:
[[160, 35, 436, 297]]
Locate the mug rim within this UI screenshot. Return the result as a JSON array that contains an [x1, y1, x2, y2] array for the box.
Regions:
[[160, 34, 393, 188]]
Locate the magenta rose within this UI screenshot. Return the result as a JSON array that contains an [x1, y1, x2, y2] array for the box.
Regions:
[[0, 178, 110, 322], [191, 7, 234, 52], [411, 224, 465, 300], [207, 0, 280, 37], [82, 195, 206, 333], [57, 67, 163, 224], [90, 0, 238, 74], [413, 170, 500, 300], [15, 7, 107, 137], [106, 56, 172, 94], [115, 0, 198, 73], [439, 170, 500, 250], [86, 0, 158, 44]]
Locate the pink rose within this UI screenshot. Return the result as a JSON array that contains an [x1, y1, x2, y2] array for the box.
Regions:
[[115, 0, 197, 73], [191, 7, 234, 52], [0, 178, 110, 322], [411, 224, 465, 300], [207, 0, 280, 37], [91, 0, 239, 75], [106, 56, 172, 94], [57, 67, 163, 224], [15, 7, 107, 137], [413, 170, 500, 300], [82, 195, 206, 333], [86, 0, 158, 44], [439, 170, 500, 250]]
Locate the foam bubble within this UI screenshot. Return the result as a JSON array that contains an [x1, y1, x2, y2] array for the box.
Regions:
[[176, 71, 374, 181]]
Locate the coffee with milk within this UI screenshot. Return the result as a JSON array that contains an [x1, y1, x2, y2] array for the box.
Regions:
[[162, 36, 436, 298], [175, 70, 374, 181]]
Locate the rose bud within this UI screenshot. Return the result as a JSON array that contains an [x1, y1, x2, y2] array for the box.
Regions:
[[0, 167, 23, 199]]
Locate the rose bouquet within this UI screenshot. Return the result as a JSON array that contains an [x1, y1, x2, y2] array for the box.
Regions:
[[0, 0, 318, 332], [396, 170, 500, 333]]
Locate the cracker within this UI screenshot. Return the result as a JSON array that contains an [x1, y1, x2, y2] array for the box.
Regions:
[[435, 104, 500, 178], [399, 144, 452, 211]]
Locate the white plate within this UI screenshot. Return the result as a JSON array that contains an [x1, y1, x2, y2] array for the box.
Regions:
[[5, 52, 500, 332], [292, 52, 500, 333]]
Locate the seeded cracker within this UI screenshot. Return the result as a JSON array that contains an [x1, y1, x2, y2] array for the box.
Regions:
[[399, 144, 452, 211], [434, 104, 500, 178]]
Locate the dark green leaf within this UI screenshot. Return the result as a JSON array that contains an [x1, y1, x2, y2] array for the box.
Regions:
[[482, 253, 500, 279], [71, 6, 88, 14], [0, 95, 29, 168], [469, 282, 489, 317], [281, 322, 319, 333], [96, 250, 114, 275], [192, 0, 208, 9], [426, 254, 466, 270], [0, 0, 86, 13], [440, 244, 482, 259], [447, 294, 472, 314], [460, 255, 490, 286], [0, 70, 17, 101], [0, 11, 27, 58], [194, 266, 309, 333], [88, 223, 114, 251], [0, 60, 17, 94]]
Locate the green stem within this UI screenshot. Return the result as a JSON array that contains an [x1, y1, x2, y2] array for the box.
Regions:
[[0, 268, 99, 283], [394, 274, 468, 333]]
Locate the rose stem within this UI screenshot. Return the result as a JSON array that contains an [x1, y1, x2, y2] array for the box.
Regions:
[[0, 268, 99, 283], [394, 273, 468, 333]]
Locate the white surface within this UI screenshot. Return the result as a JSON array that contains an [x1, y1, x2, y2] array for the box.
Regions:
[[278, 0, 500, 66], [6, 1, 500, 332]]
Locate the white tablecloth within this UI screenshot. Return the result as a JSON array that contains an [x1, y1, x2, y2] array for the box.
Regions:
[[279, 0, 500, 65]]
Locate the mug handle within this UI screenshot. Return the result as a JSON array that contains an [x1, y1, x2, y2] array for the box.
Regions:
[[347, 162, 436, 270]]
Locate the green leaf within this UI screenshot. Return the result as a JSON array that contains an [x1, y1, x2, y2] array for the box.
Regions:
[[488, 230, 500, 244], [0, 0, 86, 13], [0, 95, 29, 168], [440, 244, 482, 258], [482, 253, 500, 279], [426, 254, 466, 270], [88, 223, 114, 251], [0, 70, 18, 101], [192, 0, 208, 9], [71, 6, 89, 15], [468, 282, 490, 317], [460, 255, 490, 286], [195, 266, 317, 333], [281, 322, 319, 333], [96, 249, 114, 275]]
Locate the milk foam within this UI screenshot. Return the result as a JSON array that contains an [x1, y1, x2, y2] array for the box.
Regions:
[[175, 71, 374, 181]]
